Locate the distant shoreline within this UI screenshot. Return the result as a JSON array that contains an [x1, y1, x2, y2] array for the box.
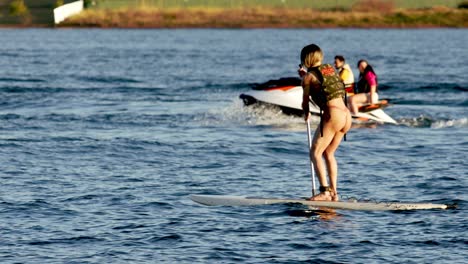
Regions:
[[56, 7, 467, 28], [1, 7, 467, 28]]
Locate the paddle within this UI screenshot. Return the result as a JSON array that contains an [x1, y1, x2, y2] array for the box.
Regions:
[[306, 118, 316, 196]]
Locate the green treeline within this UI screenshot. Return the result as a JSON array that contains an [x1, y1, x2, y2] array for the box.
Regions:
[[0, 0, 76, 25]]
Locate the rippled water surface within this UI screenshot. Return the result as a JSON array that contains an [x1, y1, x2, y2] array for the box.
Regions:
[[0, 29, 467, 263]]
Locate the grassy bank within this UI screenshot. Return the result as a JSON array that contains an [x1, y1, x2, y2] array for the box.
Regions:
[[89, 0, 464, 10], [60, 7, 468, 28]]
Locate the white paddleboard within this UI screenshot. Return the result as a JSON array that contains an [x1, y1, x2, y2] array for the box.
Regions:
[[190, 195, 449, 211]]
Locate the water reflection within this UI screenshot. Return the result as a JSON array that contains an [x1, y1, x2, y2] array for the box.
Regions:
[[286, 208, 341, 221]]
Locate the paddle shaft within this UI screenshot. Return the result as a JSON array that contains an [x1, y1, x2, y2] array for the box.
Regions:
[[306, 118, 316, 196]]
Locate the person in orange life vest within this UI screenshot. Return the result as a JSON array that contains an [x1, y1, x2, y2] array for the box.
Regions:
[[348, 59, 379, 114], [334, 55, 355, 95], [298, 44, 352, 201]]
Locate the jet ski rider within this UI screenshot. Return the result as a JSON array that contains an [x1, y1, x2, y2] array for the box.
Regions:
[[298, 44, 352, 202], [348, 59, 379, 115], [334, 55, 355, 95]]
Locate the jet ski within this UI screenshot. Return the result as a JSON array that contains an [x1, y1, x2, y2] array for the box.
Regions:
[[239, 77, 397, 124]]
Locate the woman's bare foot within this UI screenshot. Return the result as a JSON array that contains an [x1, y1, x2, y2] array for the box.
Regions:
[[308, 191, 333, 201], [331, 192, 339, 202]]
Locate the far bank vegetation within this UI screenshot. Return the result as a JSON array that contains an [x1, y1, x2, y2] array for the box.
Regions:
[[61, 0, 468, 28]]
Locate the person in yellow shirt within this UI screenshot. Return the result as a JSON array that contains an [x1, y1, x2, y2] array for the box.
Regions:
[[334, 55, 355, 95]]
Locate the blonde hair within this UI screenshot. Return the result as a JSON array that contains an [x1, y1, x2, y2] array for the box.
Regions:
[[301, 44, 323, 68]]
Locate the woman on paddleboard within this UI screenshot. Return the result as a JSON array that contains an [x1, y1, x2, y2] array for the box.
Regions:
[[299, 44, 352, 201]]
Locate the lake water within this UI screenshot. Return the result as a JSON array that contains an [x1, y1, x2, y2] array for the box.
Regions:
[[0, 28, 467, 263]]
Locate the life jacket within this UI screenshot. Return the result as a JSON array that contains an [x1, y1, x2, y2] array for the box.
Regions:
[[308, 64, 346, 109], [308, 64, 347, 139], [339, 64, 355, 94]]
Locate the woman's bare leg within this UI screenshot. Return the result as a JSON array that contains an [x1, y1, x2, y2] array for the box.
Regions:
[[324, 132, 345, 200], [349, 93, 368, 114], [311, 126, 335, 189], [310, 118, 343, 201], [317, 108, 352, 201]]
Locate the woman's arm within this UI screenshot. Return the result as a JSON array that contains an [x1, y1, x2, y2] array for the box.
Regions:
[[369, 84, 377, 104], [302, 76, 311, 118], [301, 73, 321, 120]]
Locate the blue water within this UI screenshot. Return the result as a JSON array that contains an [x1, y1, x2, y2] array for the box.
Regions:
[[0, 29, 467, 263]]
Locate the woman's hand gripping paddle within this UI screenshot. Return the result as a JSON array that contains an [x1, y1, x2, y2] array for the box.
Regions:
[[306, 117, 317, 196]]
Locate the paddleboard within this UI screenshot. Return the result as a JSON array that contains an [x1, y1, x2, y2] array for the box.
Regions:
[[190, 195, 449, 211]]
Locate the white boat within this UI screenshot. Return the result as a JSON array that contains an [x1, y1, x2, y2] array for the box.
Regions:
[[240, 77, 397, 124]]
